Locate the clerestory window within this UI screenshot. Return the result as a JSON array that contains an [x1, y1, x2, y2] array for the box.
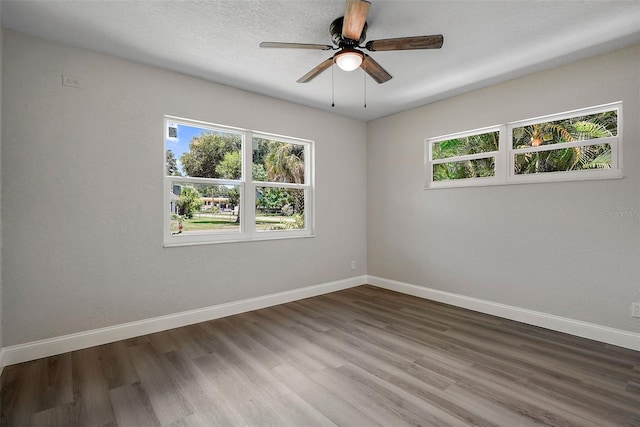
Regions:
[[425, 102, 622, 189]]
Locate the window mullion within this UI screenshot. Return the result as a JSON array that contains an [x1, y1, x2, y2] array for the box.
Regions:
[[503, 124, 512, 183], [493, 125, 502, 183], [243, 131, 256, 236], [425, 139, 433, 188], [512, 136, 618, 154], [610, 140, 619, 170], [431, 151, 498, 164]]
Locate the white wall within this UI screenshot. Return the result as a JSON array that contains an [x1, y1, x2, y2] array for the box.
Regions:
[[368, 45, 640, 334], [1, 30, 367, 346]]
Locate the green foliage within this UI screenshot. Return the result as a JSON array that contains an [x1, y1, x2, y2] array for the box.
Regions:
[[281, 213, 304, 230], [432, 132, 498, 181], [513, 111, 616, 175], [433, 158, 495, 182], [166, 149, 181, 176], [178, 133, 307, 227], [580, 148, 611, 170], [256, 139, 305, 183], [256, 187, 305, 216], [252, 163, 268, 181], [253, 138, 305, 216], [178, 186, 203, 219], [433, 111, 617, 180], [257, 187, 289, 212], [215, 151, 241, 179], [432, 132, 499, 160], [180, 132, 241, 178], [252, 138, 271, 167], [572, 121, 611, 140]]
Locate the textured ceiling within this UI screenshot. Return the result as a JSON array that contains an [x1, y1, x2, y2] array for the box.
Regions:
[[3, 1, 640, 121]]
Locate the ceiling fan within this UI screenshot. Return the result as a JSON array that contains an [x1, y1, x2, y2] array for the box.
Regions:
[[260, 0, 444, 84]]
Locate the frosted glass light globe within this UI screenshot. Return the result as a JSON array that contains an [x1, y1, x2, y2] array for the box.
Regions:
[[335, 51, 363, 71]]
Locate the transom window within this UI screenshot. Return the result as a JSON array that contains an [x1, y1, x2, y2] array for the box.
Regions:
[[425, 102, 622, 189], [164, 117, 313, 246], [430, 127, 500, 183]]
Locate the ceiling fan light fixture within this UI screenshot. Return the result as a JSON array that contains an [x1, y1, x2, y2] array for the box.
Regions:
[[260, 0, 443, 84], [335, 50, 364, 71]]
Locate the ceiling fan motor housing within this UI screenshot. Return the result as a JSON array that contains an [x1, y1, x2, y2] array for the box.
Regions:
[[330, 17, 367, 47]]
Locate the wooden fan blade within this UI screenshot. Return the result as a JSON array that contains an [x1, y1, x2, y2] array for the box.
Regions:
[[342, 0, 371, 41], [365, 35, 444, 51], [297, 58, 334, 83], [260, 42, 334, 50], [361, 54, 392, 84]]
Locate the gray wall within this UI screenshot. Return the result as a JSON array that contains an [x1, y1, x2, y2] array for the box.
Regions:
[[367, 45, 640, 333], [3, 28, 638, 350], [0, 8, 4, 355], [1, 30, 367, 346]]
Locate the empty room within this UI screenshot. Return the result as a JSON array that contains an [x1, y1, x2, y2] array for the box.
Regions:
[[1, 0, 639, 425]]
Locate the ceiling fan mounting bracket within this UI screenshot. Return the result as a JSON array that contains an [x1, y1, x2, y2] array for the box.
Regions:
[[330, 17, 367, 48]]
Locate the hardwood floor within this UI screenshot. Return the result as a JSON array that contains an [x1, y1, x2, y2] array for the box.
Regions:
[[2, 285, 640, 426]]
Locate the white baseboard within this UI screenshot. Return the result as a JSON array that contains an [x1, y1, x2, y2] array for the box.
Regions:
[[3, 274, 638, 369], [1, 275, 366, 367], [367, 275, 640, 352]]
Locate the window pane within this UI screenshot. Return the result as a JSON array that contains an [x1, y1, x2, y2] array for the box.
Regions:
[[169, 182, 240, 234], [514, 143, 611, 175], [255, 187, 305, 231], [512, 110, 617, 149], [166, 122, 242, 179], [253, 137, 305, 184], [433, 158, 495, 181], [432, 131, 499, 160]]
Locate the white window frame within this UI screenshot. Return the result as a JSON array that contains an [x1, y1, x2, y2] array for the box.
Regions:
[[425, 102, 622, 189], [164, 116, 314, 247], [425, 125, 504, 189], [506, 103, 622, 185]]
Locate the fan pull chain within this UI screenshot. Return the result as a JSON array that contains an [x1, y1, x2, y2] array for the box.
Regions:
[[331, 64, 335, 108], [363, 69, 367, 108]]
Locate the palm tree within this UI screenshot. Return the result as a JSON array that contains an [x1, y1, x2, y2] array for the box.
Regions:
[[264, 142, 305, 214], [264, 142, 305, 183], [432, 131, 498, 181], [513, 111, 616, 174]]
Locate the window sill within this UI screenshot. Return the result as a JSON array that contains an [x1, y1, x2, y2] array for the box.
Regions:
[[164, 233, 316, 248], [425, 170, 624, 190]]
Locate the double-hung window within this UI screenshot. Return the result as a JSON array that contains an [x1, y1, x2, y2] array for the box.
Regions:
[[164, 117, 313, 246], [425, 102, 622, 189]]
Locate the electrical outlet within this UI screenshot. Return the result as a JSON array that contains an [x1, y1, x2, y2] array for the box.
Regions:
[[62, 74, 82, 88], [350, 260, 356, 270], [632, 302, 640, 318]]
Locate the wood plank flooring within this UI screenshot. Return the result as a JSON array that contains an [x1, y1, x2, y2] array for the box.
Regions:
[[2, 285, 640, 426]]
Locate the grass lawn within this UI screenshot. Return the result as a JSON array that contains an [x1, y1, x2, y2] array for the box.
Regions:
[[170, 212, 299, 234], [171, 213, 238, 233]]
